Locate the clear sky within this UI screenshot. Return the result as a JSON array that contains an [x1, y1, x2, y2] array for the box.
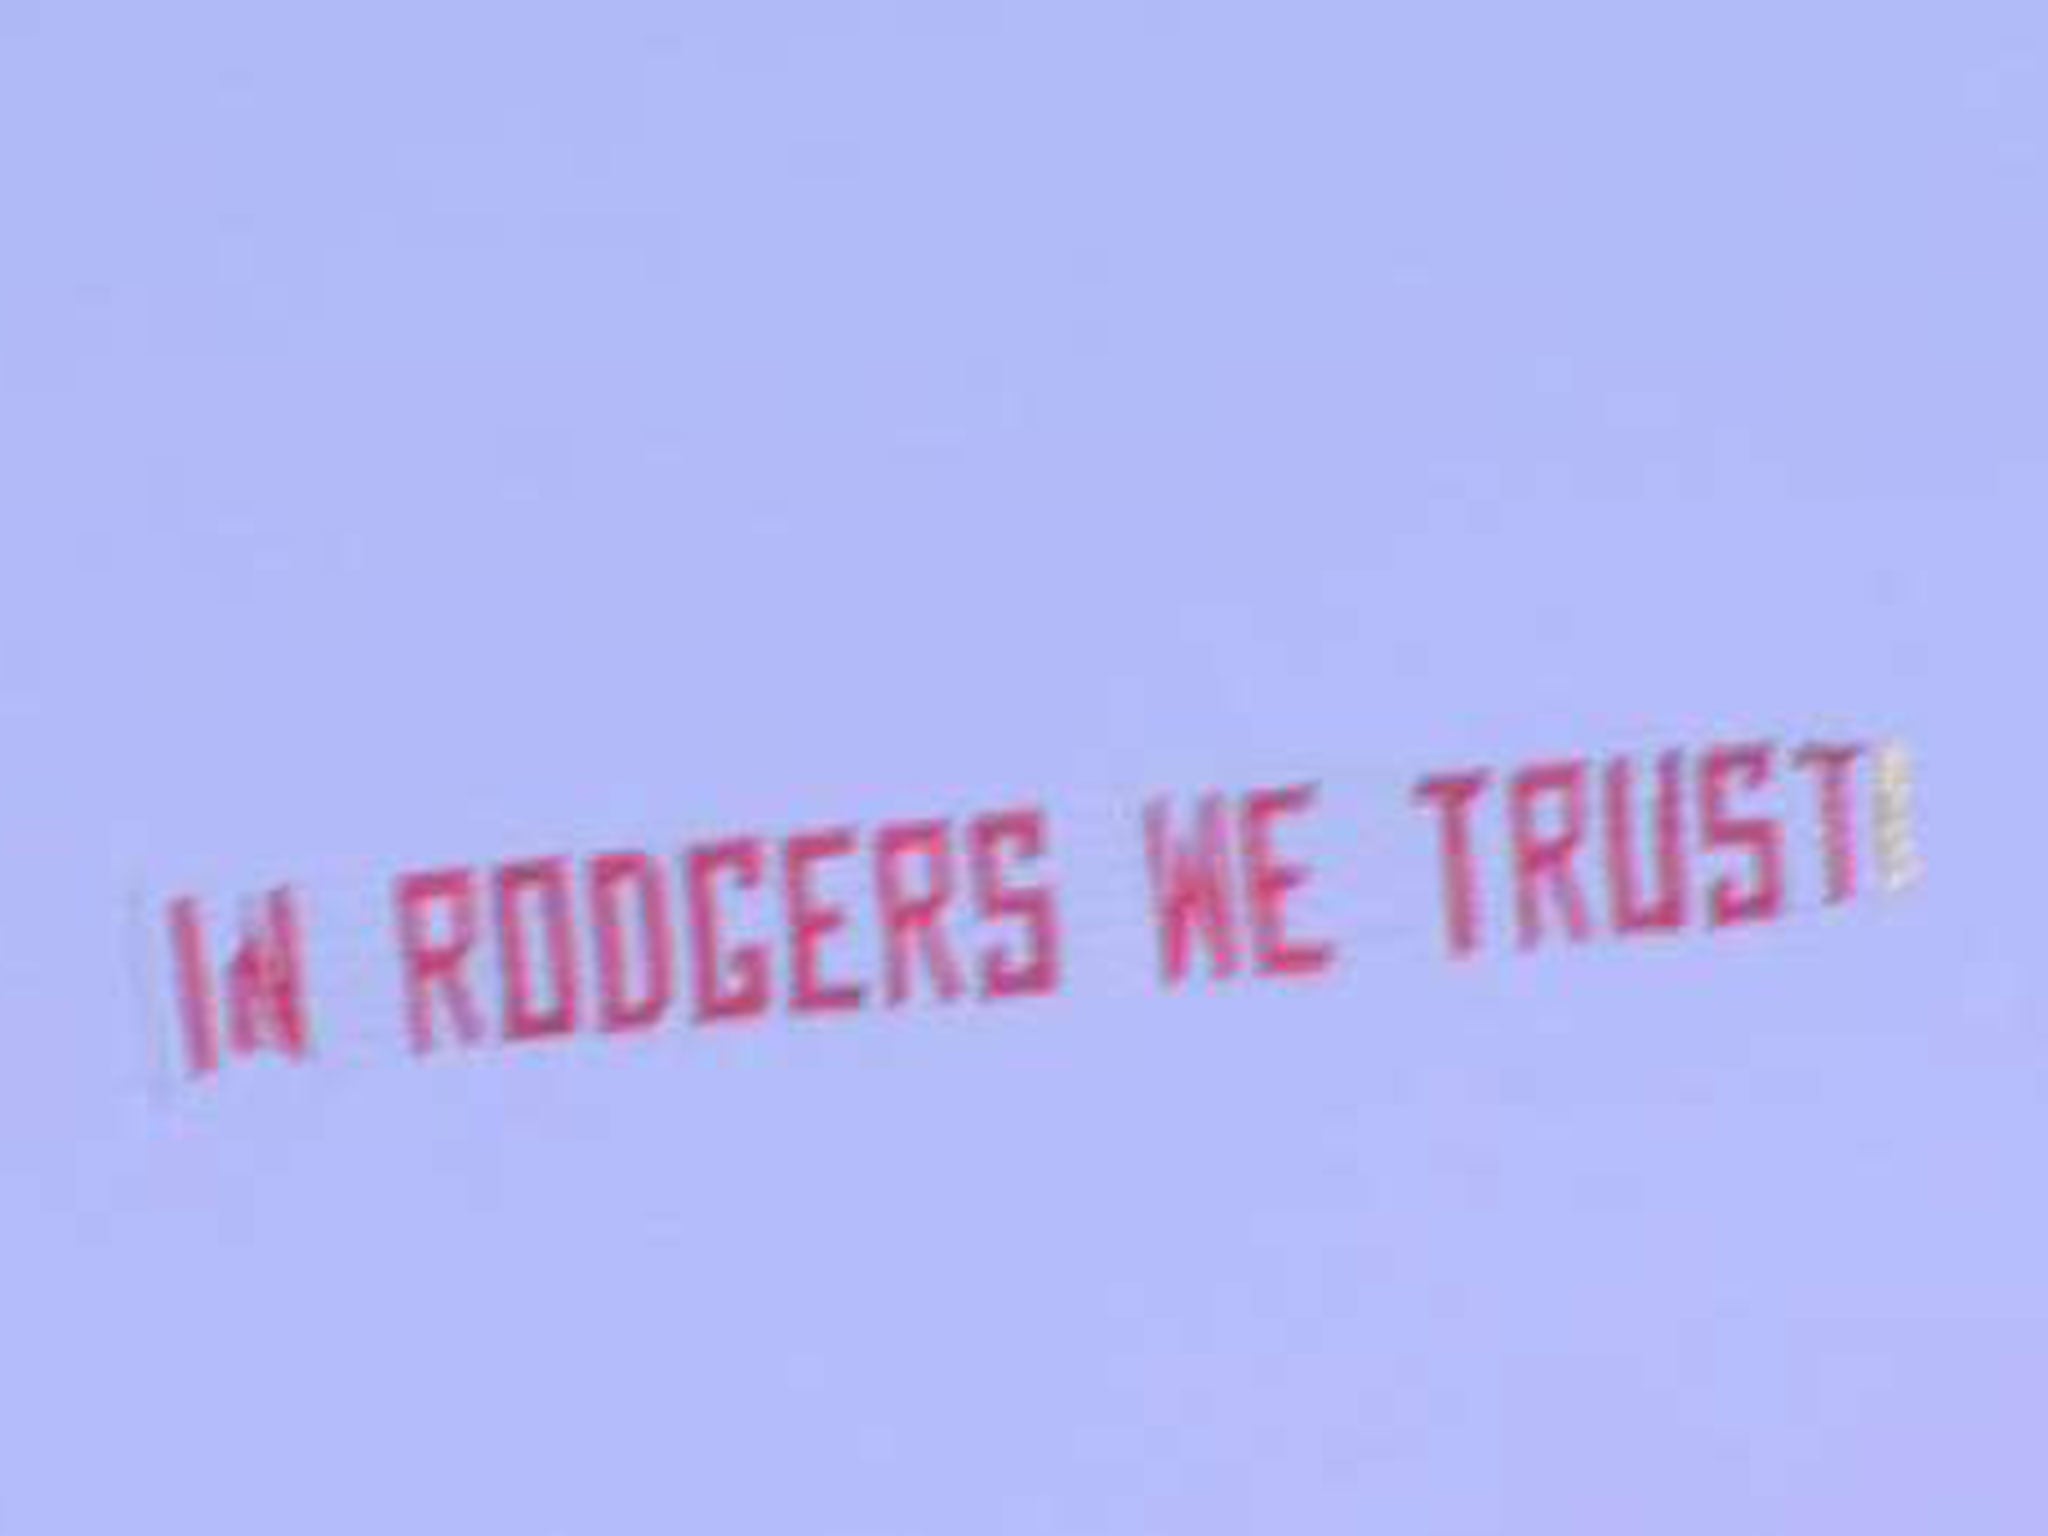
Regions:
[[1, 3, 2044, 1531]]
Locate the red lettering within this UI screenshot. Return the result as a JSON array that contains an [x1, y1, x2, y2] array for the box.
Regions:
[[168, 888, 312, 1077], [971, 808, 1061, 1001], [1144, 794, 1240, 984], [1701, 743, 1786, 927], [395, 869, 485, 1054], [169, 897, 219, 1078], [1795, 742, 1865, 904], [876, 820, 965, 1007], [224, 890, 311, 1059], [1414, 772, 1489, 958], [495, 858, 580, 1041], [588, 851, 674, 1032], [784, 829, 865, 1016], [686, 839, 771, 1024], [1603, 752, 1688, 936], [1511, 762, 1593, 950], [1239, 783, 1334, 977]]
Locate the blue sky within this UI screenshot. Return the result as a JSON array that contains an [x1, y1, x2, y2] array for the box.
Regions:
[[1, 4, 2044, 1531]]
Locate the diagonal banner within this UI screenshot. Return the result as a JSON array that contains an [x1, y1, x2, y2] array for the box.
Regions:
[[128, 731, 1923, 1096]]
